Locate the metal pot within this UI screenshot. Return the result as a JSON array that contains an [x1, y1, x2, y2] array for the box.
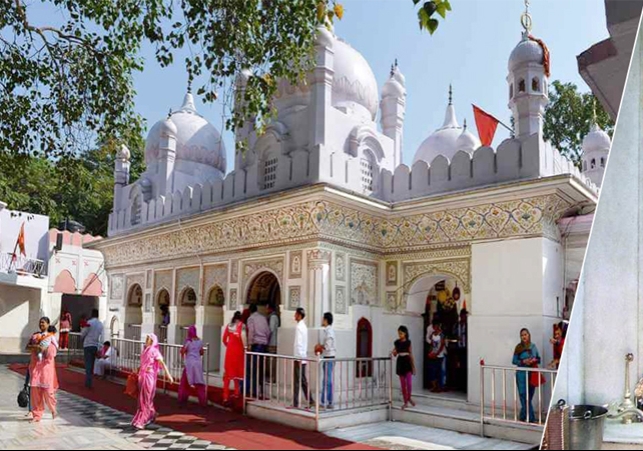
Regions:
[[569, 405, 608, 450]]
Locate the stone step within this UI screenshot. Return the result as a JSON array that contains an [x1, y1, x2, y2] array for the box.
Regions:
[[392, 404, 543, 446]]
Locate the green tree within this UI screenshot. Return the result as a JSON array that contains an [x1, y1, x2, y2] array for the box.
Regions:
[[0, 0, 344, 158], [413, 0, 452, 35], [544, 80, 614, 168]]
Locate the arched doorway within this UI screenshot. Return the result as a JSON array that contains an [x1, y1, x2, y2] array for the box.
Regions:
[[356, 318, 373, 377], [177, 287, 198, 343], [407, 274, 468, 395], [203, 286, 225, 372], [155, 289, 170, 343], [125, 284, 143, 340], [246, 271, 281, 309]]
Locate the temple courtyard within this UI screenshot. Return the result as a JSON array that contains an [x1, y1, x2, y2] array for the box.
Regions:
[[0, 365, 532, 450]]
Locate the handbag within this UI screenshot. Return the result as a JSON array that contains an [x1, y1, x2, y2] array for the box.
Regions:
[[17, 383, 29, 408], [529, 368, 546, 387], [125, 373, 139, 399]]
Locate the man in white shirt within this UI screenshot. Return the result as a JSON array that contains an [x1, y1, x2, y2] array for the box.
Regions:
[[81, 309, 104, 389], [318, 312, 336, 409], [292, 308, 314, 409]]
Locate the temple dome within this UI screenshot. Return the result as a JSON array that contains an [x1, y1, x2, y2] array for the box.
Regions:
[[145, 93, 226, 173], [331, 37, 379, 121], [508, 33, 544, 72], [582, 122, 611, 154], [414, 100, 464, 163], [455, 122, 482, 153]]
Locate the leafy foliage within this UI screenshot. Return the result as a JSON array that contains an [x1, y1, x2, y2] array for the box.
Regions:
[[413, 0, 452, 35], [543, 80, 614, 167], [0, 0, 343, 158]]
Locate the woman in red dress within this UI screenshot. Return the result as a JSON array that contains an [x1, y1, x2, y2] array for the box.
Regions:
[[222, 311, 247, 405]]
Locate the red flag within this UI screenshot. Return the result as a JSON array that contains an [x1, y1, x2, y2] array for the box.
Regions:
[[473, 104, 500, 147], [16, 223, 26, 257]]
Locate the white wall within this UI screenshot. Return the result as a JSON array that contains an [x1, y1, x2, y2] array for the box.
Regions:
[[468, 237, 564, 404], [573, 34, 642, 407], [0, 284, 46, 352]]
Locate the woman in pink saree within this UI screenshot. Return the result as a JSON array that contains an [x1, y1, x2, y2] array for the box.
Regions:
[[178, 325, 207, 406], [132, 334, 174, 430], [28, 317, 60, 423]]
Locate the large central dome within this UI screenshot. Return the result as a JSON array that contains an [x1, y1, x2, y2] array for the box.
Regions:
[[145, 93, 226, 174], [331, 37, 379, 121]]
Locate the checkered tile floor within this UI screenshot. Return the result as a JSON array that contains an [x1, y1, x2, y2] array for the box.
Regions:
[[56, 393, 232, 450]]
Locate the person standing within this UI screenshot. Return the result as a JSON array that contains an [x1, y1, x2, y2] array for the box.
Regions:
[[427, 319, 446, 393], [59, 310, 72, 350], [317, 312, 336, 409], [513, 328, 541, 423], [267, 304, 280, 382], [132, 334, 174, 430], [222, 312, 247, 405], [246, 304, 270, 399], [178, 325, 207, 407], [392, 326, 416, 409], [292, 308, 313, 409], [81, 309, 104, 389], [455, 309, 468, 391], [28, 318, 59, 422]]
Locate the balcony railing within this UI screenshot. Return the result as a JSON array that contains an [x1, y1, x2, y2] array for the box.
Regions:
[[0, 252, 46, 277]]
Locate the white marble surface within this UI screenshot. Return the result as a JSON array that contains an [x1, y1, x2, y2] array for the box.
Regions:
[[324, 421, 534, 450], [604, 419, 643, 446]]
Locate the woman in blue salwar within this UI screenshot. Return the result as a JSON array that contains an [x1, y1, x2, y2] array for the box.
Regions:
[[512, 328, 541, 423]]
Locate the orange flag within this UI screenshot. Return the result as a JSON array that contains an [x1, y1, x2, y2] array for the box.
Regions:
[[473, 104, 500, 147], [17, 223, 26, 256]]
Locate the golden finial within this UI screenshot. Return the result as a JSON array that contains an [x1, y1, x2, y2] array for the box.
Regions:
[[521, 0, 533, 33]]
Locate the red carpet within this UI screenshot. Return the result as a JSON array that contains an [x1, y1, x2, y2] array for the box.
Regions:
[[10, 364, 380, 450]]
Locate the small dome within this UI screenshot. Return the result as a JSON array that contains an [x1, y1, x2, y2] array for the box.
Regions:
[[116, 144, 131, 161], [414, 94, 464, 163], [382, 64, 406, 99], [509, 33, 544, 72], [332, 38, 379, 121], [145, 93, 226, 173], [455, 121, 482, 153], [583, 122, 611, 154]]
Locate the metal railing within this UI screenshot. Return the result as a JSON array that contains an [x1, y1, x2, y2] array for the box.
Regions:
[[480, 361, 557, 436], [111, 337, 210, 401], [244, 352, 393, 421], [65, 332, 84, 364], [127, 324, 142, 341], [155, 325, 168, 344], [0, 252, 46, 276]]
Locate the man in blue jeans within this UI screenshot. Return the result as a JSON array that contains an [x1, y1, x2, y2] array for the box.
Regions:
[[246, 304, 270, 399], [81, 309, 104, 389], [318, 312, 336, 409]]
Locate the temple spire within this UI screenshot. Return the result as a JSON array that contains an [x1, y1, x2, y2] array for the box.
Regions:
[[448, 84, 453, 106], [521, 0, 533, 33]]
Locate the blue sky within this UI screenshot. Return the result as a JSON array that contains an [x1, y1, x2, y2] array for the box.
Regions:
[[132, 0, 609, 169]]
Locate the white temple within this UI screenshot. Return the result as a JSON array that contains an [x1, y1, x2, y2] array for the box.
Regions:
[[90, 11, 611, 442]]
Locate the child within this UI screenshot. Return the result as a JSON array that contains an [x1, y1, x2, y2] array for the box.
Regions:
[[34, 326, 57, 362], [548, 323, 566, 370]]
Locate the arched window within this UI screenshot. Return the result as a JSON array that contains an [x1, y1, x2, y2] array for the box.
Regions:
[[532, 77, 540, 92], [131, 195, 142, 226], [583, 160, 587, 171], [180, 287, 198, 306], [360, 150, 376, 193], [262, 155, 279, 190], [601, 157, 606, 168], [518, 79, 526, 93], [591, 159, 596, 169], [509, 83, 514, 99], [208, 286, 225, 306]]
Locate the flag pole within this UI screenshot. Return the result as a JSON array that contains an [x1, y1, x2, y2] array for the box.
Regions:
[[9, 228, 20, 273]]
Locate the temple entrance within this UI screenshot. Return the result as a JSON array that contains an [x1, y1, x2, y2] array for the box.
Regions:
[[246, 271, 281, 309], [155, 289, 170, 343], [124, 284, 143, 340], [407, 274, 468, 396], [204, 285, 225, 372], [177, 287, 197, 343], [356, 318, 373, 377]]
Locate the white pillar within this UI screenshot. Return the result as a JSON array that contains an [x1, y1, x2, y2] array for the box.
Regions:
[[306, 250, 331, 328]]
